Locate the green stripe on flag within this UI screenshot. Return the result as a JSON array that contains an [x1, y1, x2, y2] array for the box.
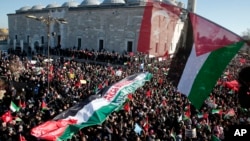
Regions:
[[212, 109, 222, 114], [197, 113, 203, 118], [10, 101, 20, 112], [58, 103, 118, 140], [211, 135, 221, 141], [170, 133, 176, 141], [188, 41, 244, 109]]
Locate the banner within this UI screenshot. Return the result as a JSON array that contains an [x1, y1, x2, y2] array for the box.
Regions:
[[31, 72, 152, 141]]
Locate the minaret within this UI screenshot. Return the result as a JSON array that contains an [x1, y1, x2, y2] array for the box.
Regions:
[[187, 0, 196, 12], [179, 0, 196, 50]]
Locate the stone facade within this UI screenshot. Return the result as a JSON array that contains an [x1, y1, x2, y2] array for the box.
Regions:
[[7, 0, 185, 54]]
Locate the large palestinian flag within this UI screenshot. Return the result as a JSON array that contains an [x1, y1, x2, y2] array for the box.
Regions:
[[176, 12, 246, 109], [31, 72, 152, 140]]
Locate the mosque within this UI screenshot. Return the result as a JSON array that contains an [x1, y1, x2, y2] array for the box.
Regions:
[[7, 0, 193, 55]]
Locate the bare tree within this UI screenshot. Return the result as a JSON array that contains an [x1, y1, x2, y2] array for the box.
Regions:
[[7, 57, 25, 81], [242, 28, 250, 37], [242, 28, 250, 47]]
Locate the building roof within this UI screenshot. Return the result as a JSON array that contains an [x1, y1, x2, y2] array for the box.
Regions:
[[16, 0, 180, 12], [62, 1, 80, 7], [101, 0, 126, 5], [80, 0, 101, 6]]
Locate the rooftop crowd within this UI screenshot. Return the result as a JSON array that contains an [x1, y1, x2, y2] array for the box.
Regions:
[[0, 49, 250, 141]]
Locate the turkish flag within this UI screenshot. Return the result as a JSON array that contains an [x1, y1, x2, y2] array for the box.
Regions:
[[146, 90, 151, 97], [123, 102, 130, 112], [19, 134, 27, 141], [1, 111, 13, 123], [127, 93, 133, 100]]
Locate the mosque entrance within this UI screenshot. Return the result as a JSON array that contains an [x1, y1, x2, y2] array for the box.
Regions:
[[127, 41, 133, 52], [77, 38, 81, 50], [57, 35, 61, 48], [99, 39, 104, 52], [34, 41, 39, 53]]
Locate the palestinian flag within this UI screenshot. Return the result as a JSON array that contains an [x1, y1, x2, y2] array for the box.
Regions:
[[224, 108, 235, 119], [197, 113, 208, 119], [19, 99, 26, 109], [183, 105, 191, 120], [31, 72, 152, 141], [137, 0, 182, 57], [212, 109, 223, 115], [183, 111, 191, 120], [10, 101, 20, 112], [41, 101, 49, 110], [176, 12, 246, 109], [197, 113, 204, 119], [123, 102, 130, 112]]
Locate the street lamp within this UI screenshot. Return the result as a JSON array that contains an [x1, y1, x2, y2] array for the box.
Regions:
[[26, 14, 67, 92]]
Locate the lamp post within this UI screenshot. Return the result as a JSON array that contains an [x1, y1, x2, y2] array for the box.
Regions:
[[26, 14, 67, 92]]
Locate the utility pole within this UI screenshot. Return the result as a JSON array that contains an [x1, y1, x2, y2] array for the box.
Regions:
[[187, 0, 196, 12], [26, 14, 67, 92]]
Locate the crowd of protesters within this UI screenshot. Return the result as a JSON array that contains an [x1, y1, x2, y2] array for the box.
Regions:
[[0, 48, 250, 141]]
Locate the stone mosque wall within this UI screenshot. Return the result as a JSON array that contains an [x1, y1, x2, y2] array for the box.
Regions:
[[7, 0, 185, 54]]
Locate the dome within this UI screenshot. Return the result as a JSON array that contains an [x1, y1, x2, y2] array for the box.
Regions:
[[31, 4, 45, 10], [101, 0, 126, 5], [19, 6, 31, 11], [162, 0, 177, 6], [62, 1, 79, 7], [177, 2, 185, 8], [46, 3, 60, 8], [80, 0, 101, 6]]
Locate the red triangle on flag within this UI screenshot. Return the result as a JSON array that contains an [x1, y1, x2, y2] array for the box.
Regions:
[[184, 105, 191, 119], [42, 101, 48, 110], [225, 108, 235, 117]]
